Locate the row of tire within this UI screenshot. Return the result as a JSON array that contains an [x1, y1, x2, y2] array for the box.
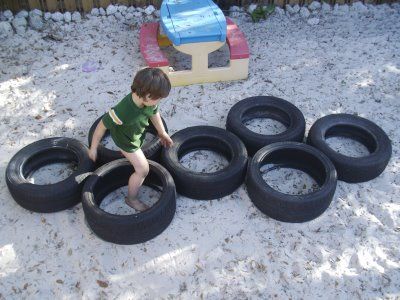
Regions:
[[6, 96, 392, 244]]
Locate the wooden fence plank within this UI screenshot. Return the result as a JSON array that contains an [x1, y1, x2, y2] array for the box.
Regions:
[[82, 0, 94, 11], [28, 0, 42, 9], [2, 0, 10, 11], [99, 0, 111, 8], [64, 0, 77, 10], [117, 0, 129, 5], [241, 0, 252, 6], [45, 0, 59, 11], [4, 0, 20, 11], [289, 0, 299, 5], [150, 0, 161, 7], [274, 0, 285, 7], [1, 0, 8, 11], [134, 0, 146, 7], [17, 0, 29, 10], [275, 0, 283, 7]]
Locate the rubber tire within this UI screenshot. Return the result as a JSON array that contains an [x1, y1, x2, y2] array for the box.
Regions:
[[307, 114, 392, 183], [88, 114, 169, 165], [226, 96, 306, 156], [5, 137, 95, 213], [246, 142, 337, 223], [161, 126, 248, 200], [82, 159, 176, 245]]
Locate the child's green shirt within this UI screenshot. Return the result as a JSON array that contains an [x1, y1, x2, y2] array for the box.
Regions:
[[102, 93, 158, 153]]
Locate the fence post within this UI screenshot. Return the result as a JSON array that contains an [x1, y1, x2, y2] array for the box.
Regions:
[[99, 0, 111, 8], [117, 0, 129, 5], [134, 0, 146, 7], [28, 0, 42, 10], [45, 0, 59, 11], [3, 0, 20, 12], [274, 0, 285, 7], [82, 0, 94, 11], [64, 0, 77, 11]]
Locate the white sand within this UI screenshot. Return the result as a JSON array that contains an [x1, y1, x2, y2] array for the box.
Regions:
[[1, 4, 400, 299]]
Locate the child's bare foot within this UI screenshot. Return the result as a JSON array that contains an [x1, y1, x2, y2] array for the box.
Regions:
[[125, 197, 149, 212]]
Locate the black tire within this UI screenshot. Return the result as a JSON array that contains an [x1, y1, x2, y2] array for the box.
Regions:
[[226, 96, 306, 156], [5, 137, 94, 213], [246, 142, 337, 223], [82, 159, 176, 245], [161, 126, 248, 200], [307, 114, 392, 183], [88, 114, 169, 164]]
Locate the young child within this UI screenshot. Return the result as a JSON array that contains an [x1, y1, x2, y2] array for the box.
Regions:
[[88, 68, 173, 211]]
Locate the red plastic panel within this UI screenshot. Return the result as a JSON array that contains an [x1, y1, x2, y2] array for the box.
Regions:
[[139, 23, 169, 67], [226, 18, 250, 60]]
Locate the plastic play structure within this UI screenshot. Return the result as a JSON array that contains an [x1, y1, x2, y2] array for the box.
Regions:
[[140, 0, 250, 86]]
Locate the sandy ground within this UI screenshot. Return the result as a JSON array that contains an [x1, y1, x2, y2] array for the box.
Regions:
[[0, 3, 400, 299]]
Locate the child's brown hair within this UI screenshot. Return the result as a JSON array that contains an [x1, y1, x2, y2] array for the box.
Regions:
[[131, 68, 171, 100]]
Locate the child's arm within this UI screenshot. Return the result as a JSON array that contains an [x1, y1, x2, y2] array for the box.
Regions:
[[150, 112, 173, 148], [88, 119, 107, 161], [150, 112, 167, 134]]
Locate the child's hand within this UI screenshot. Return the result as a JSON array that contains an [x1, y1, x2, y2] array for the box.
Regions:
[[88, 147, 97, 162], [158, 131, 173, 148]]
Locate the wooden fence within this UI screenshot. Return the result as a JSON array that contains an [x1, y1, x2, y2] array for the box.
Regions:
[[0, 0, 396, 13]]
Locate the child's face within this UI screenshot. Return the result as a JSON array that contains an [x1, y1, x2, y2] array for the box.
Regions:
[[143, 95, 162, 106]]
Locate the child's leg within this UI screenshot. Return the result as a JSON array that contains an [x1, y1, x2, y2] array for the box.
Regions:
[[121, 149, 150, 211]]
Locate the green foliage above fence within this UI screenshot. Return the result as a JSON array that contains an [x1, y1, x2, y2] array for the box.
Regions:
[[0, 0, 396, 13]]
